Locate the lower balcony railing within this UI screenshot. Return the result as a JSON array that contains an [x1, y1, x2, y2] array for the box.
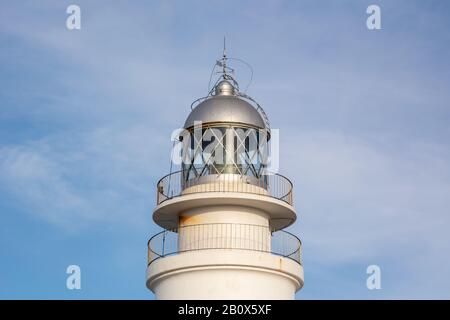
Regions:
[[147, 223, 302, 266]]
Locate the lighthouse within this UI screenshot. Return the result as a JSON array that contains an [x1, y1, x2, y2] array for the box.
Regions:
[[146, 47, 304, 300]]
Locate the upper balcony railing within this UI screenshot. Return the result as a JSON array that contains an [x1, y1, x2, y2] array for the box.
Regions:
[[147, 223, 302, 266], [156, 170, 293, 206]]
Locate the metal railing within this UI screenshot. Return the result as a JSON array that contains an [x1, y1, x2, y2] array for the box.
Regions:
[[147, 223, 302, 266], [156, 170, 293, 206]]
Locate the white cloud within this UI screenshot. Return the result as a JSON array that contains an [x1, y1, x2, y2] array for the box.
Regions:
[[0, 143, 95, 228], [0, 125, 167, 231]]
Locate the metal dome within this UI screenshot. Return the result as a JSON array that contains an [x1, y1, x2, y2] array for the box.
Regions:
[[184, 91, 266, 129], [184, 95, 266, 129]]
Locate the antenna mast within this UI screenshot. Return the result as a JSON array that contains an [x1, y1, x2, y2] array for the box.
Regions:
[[222, 37, 227, 79]]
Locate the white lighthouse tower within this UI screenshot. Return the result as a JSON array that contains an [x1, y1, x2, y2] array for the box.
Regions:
[[146, 48, 304, 300]]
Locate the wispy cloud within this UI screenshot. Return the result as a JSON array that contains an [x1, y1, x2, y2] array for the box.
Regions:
[[286, 129, 450, 297], [0, 125, 165, 230]]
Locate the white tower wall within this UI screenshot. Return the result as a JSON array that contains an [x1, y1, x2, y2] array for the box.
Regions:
[[147, 250, 303, 300]]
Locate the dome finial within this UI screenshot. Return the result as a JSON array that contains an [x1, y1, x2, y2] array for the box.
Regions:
[[214, 79, 235, 96]]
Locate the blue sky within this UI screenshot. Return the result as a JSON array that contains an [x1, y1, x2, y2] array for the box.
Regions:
[[1, 0, 450, 299]]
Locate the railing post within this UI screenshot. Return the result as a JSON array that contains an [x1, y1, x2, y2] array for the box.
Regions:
[[161, 230, 167, 257]]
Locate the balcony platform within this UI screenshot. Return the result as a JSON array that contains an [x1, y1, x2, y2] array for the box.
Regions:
[[153, 191, 297, 231]]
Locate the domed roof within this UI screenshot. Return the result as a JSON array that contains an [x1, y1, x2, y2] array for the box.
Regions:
[[184, 95, 266, 129]]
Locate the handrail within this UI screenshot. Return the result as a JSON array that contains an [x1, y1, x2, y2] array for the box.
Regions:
[[147, 223, 302, 266], [156, 170, 294, 206]]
